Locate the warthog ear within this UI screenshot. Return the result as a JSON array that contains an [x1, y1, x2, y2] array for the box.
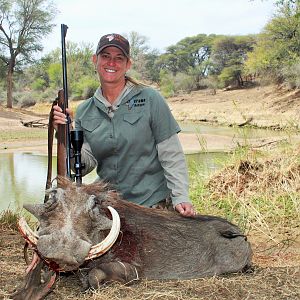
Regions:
[[23, 203, 46, 219], [86, 195, 113, 231]]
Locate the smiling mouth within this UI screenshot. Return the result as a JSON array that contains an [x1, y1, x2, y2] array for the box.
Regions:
[[105, 68, 116, 73]]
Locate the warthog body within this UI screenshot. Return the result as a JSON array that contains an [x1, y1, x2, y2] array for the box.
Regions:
[[23, 180, 252, 288]]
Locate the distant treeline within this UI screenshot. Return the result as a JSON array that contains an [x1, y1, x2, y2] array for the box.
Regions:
[[0, 0, 299, 107]]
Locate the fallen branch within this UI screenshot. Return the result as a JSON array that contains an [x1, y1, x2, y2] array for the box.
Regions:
[[21, 119, 48, 128], [252, 138, 287, 149], [238, 117, 253, 127]]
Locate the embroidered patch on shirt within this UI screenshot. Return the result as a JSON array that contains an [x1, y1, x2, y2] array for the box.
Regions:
[[127, 98, 146, 110]]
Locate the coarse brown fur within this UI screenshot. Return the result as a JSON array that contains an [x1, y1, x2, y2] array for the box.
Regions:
[[17, 177, 252, 297]]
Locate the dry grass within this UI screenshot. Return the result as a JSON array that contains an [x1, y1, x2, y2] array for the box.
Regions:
[[44, 267, 299, 300], [26, 101, 82, 115], [0, 209, 20, 231], [0, 226, 299, 300], [190, 145, 300, 235]]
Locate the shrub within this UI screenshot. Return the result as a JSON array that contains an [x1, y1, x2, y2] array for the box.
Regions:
[[281, 60, 300, 89], [159, 70, 175, 97], [173, 73, 197, 93], [218, 66, 240, 88], [20, 98, 36, 108], [71, 76, 98, 100], [31, 78, 47, 91]]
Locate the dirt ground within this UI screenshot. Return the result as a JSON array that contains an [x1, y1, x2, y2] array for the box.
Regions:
[[0, 85, 300, 299], [0, 225, 299, 300], [168, 84, 300, 128]]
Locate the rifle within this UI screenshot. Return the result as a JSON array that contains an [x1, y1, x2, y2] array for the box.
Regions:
[[57, 24, 72, 180], [48, 24, 84, 190]]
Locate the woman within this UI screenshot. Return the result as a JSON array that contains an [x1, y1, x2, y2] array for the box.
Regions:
[[53, 33, 195, 217]]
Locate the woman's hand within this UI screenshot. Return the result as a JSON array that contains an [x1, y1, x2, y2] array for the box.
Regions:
[[175, 202, 196, 217], [52, 105, 73, 131]]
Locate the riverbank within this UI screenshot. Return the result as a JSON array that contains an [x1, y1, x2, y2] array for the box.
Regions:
[[168, 84, 300, 129], [0, 84, 299, 154]]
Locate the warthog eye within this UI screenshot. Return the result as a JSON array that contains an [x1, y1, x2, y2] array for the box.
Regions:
[[43, 190, 60, 212], [87, 195, 103, 220], [93, 197, 101, 205], [44, 199, 58, 212], [48, 191, 58, 202]]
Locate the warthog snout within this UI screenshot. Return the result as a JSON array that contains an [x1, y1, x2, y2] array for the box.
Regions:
[[37, 233, 92, 270]]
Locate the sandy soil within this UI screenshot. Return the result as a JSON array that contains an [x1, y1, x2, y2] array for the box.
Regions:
[[168, 85, 300, 128]]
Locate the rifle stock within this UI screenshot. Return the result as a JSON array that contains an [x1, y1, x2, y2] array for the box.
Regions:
[[56, 89, 68, 180]]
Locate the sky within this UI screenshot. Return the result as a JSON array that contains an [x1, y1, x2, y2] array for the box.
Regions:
[[42, 0, 277, 55]]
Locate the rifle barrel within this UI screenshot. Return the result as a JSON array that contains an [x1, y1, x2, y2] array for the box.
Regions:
[[61, 23, 71, 178]]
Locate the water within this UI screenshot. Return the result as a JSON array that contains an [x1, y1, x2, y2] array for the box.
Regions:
[[0, 153, 96, 212], [0, 151, 227, 213]]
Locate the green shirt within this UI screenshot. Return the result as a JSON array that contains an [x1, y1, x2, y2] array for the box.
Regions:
[[75, 84, 181, 207]]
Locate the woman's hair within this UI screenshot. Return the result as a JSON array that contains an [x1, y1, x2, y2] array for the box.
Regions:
[[125, 76, 148, 87]]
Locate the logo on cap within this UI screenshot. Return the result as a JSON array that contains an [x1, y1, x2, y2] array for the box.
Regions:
[[107, 35, 115, 42]]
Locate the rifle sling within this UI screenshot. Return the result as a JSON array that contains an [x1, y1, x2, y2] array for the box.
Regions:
[[44, 100, 57, 202]]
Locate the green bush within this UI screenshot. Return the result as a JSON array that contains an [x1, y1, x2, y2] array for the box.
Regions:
[[70, 76, 98, 100], [173, 72, 197, 93], [48, 63, 62, 89], [31, 78, 47, 91], [281, 60, 300, 89], [159, 70, 175, 97], [218, 66, 240, 88]]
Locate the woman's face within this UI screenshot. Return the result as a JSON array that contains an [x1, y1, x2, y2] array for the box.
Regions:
[[93, 46, 131, 85]]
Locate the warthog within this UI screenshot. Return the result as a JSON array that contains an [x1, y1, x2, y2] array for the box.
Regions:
[[16, 178, 252, 297]]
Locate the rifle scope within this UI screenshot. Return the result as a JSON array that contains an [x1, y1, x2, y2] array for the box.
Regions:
[[70, 129, 85, 185]]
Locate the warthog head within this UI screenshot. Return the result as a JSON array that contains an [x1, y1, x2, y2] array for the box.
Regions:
[[19, 181, 120, 271]]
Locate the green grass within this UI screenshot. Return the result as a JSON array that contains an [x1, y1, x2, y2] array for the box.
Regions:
[[0, 209, 20, 230], [0, 128, 47, 143], [189, 143, 300, 238]]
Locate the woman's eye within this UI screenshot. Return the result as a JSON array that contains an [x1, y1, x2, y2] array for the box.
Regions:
[[100, 54, 110, 59]]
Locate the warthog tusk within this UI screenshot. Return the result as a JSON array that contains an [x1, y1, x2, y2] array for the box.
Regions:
[[86, 206, 121, 260], [18, 217, 39, 246]]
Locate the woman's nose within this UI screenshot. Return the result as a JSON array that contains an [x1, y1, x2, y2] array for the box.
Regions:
[[107, 58, 117, 66]]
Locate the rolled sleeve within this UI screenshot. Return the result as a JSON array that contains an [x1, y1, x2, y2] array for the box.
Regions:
[[157, 134, 191, 207], [150, 89, 181, 144]]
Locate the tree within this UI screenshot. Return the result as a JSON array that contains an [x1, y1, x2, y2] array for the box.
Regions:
[[124, 31, 154, 81], [0, 0, 56, 108], [245, 0, 300, 85], [125, 31, 149, 62], [211, 35, 256, 87], [157, 34, 215, 76]]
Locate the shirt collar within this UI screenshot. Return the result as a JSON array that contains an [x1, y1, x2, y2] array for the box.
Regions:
[[94, 81, 135, 109]]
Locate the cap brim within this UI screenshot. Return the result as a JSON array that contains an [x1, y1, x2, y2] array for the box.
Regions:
[[96, 44, 129, 58]]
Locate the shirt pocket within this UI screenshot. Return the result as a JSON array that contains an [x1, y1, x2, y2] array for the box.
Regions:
[[81, 119, 101, 132], [123, 113, 142, 125]]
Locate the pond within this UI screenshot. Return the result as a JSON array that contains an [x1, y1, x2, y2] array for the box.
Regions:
[[0, 151, 228, 213]]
